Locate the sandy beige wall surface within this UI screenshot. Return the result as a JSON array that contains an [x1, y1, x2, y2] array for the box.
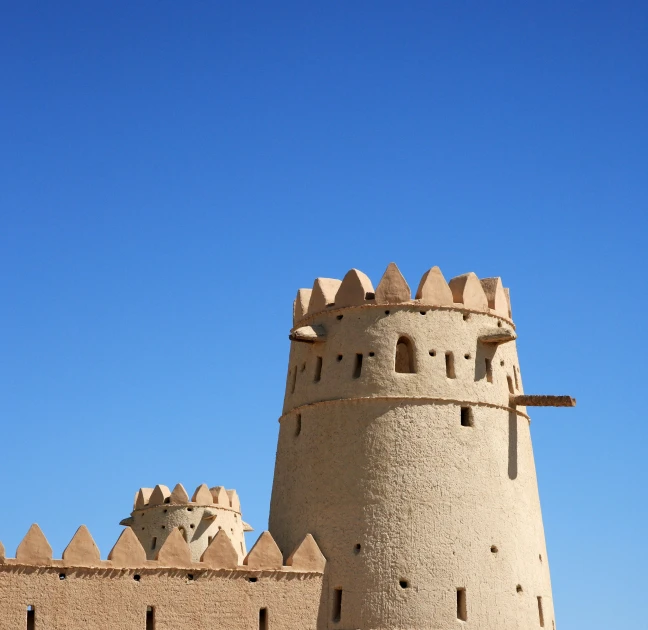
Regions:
[[0, 566, 323, 630]]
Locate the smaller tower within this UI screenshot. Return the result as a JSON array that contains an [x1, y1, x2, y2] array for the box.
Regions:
[[120, 483, 253, 563]]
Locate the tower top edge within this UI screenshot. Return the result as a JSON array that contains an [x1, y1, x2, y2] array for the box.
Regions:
[[293, 263, 513, 327]]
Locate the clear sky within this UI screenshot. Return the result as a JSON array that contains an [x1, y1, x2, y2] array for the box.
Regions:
[[1, 2, 646, 627]]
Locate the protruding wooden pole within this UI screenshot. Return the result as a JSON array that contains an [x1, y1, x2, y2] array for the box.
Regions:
[[479, 330, 517, 345], [289, 325, 327, 343], [510, 395, 576, 407]]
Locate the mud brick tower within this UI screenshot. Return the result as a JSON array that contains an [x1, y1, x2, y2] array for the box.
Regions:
[[270, 263, 574, 630]]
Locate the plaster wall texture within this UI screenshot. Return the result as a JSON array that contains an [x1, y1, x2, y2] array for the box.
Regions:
[[0, 566, 322, 630], [270, 292, 555, 629]]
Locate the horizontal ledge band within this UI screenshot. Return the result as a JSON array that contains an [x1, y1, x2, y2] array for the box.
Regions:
[[0, 563, 322, 577], [280, 396, 531, 422], [293, 302, 515, 332]]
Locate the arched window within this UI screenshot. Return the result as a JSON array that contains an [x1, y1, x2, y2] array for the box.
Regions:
[[395, 337, 415, 373]]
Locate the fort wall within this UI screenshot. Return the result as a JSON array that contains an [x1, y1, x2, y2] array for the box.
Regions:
[[0, 525, 325, 630]]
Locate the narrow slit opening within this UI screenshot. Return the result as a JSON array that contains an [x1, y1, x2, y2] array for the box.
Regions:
[[514, 366, 520, 390], [146, 606, 155, 630], [507, 375, 514, 394], [290, 366, 297, 394], [485, 358, 493, 383], [353, 354, 363, 379], [259, 607, 268, 630], [460, 407, 473, 427], [537, 597, 545, 627], [151, 537, 157, 550], [295, 414, 302, 436], [395, 336, 415, 373], [332, 588, 343, 622], [445, 352, 456, 379], [314, 357, 322, 383], [457, 588, 467, 621], [27, 606, 35, 630]]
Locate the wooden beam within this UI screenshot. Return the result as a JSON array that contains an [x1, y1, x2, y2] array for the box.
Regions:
[[510, 395, 576, 407], [289, 325, 327, 343], [478, 330, 517, 345]]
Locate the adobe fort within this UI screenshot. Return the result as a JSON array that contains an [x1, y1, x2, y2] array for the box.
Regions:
[[0, 263, 574, 629]]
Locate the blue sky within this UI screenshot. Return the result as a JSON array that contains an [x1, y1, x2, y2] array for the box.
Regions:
[[0, 2, 646, 627]]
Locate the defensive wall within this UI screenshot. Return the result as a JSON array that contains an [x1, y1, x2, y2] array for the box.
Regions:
[[0, 523, 325, 630]]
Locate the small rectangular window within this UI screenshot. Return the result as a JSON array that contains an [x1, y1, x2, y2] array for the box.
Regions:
[[485, 358, 493, 383], [353, 354, 363, 379], [259, 607, 268, 630], [146, 607, 155, 630], [537, 597, 544, 627], [457, 588, 467, 621], [295, 413, 302, 436], [27, 606, 35, 630], [314, 357, 323, 382], [445, 352, 455, 379], [332, 588, 343, 622], [460, 407, 473, 427], [507, 375, 514, 394], [151, 537, 157, 550]]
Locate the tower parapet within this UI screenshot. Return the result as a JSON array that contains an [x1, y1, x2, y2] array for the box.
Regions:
[[121, 483, 253, 563]]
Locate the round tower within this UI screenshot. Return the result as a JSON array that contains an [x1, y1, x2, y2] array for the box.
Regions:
[[269, 263, 572, 630], [121, 482, 253, 563]]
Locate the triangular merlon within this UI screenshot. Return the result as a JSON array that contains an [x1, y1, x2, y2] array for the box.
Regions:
[[156, 528, 192, 566], [375, 263, 411, 304], [243, 531, 283, 569], [286, 533, 326, 572], [201, 530, 239, 568], [108, 527, 147, 567], [16, 524, 52, 564], [335, 269, 374, 308], [62, 525, 100, 565]]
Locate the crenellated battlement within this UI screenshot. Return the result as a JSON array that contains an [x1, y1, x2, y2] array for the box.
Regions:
[[0, 525, 325, 629], [293, 263, 512, 326], [131, 483, 243, 513], [0, 524, 325, 574], [284, 264, 523, 417]]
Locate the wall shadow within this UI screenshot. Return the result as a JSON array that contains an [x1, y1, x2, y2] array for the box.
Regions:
[[508, 411, 518, 480]]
